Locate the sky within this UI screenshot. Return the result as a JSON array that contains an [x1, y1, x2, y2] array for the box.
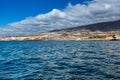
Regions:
[[0, 0, 120, 36], [0, 0, 90, 26]]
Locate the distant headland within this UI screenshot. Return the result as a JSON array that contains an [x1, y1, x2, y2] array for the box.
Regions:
[[0, 20, 120, 41]]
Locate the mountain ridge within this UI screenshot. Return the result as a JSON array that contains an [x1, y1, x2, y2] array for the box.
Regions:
[[0, 20, 120, 41], [51, 20, 120, 32]]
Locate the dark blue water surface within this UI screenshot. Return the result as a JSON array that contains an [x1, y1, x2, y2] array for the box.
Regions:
[[0, 40, 120, 80]]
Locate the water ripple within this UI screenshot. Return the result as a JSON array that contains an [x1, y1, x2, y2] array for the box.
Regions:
[[0, 41, 120, 80]]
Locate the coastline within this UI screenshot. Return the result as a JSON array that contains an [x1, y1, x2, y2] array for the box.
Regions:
[[0, 31, 120, 41]]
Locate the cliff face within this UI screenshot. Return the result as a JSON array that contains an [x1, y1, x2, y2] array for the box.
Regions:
[[0, 20, 120, 41]]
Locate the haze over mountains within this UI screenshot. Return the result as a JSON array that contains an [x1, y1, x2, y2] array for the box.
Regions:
[[0, 20, 120, 37]]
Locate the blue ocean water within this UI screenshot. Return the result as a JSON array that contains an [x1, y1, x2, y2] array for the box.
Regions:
[[0, 40, 120, 80]]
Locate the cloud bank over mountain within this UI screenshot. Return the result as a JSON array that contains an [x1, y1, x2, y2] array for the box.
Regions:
[[0, 0, 120, 36]]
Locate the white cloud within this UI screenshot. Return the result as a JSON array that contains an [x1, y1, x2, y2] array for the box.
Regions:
[[0, 0, 120, 36]]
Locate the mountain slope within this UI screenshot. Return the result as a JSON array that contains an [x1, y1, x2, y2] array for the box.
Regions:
[[51, 20, 120, 32]]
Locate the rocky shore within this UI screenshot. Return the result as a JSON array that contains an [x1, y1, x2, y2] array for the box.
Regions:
[[0, 31, 120, 41]]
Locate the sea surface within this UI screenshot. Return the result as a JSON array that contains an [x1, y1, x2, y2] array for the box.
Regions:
[[0, 40, 120, 80]]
